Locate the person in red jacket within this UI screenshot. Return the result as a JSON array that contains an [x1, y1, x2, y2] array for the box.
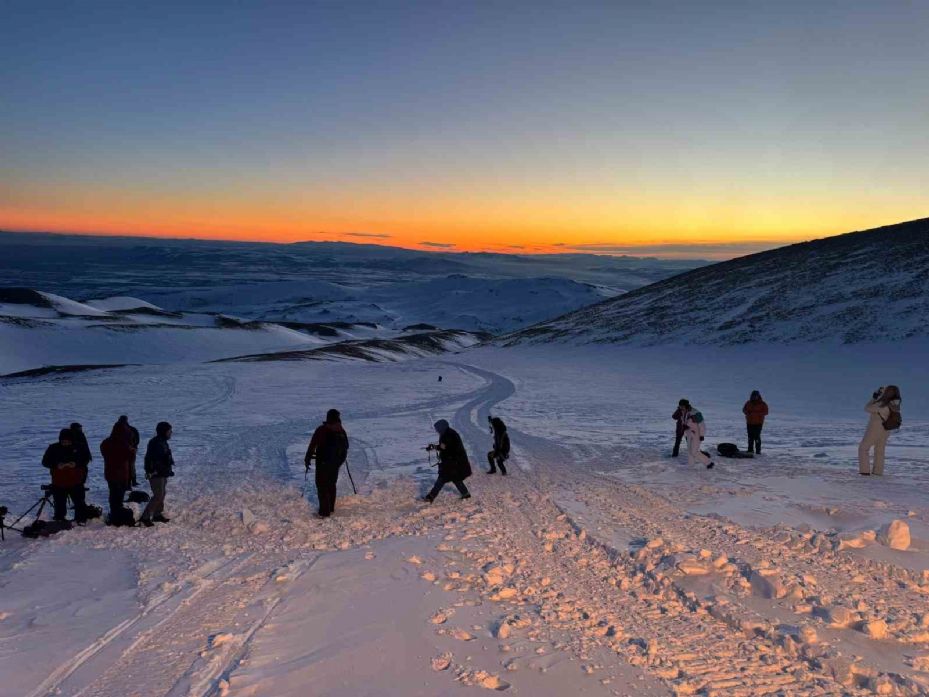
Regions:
[[304, 409, 349, 518], [742, 390, 769, 454], [101, 422, 134, 524]]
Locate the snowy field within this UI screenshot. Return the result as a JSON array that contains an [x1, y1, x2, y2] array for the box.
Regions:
[[1, 343, 928, 696]]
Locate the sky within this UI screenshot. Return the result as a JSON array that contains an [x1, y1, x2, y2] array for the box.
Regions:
[[1, 1, 927, 258]]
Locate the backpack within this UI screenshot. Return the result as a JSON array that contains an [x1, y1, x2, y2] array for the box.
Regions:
[[319, 429, 349, 466], [690, 410, 704, 424], [716, 443, 739, 457], [882, 409, 902, 431], [106, 507, 136, 527]]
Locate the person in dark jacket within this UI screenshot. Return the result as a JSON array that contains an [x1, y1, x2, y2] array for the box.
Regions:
[[141, 421, 174, 526], [671, 399, 690, 457], [304, 409, 349, 518], [118, 415, 141, 487], [742, 390, 769, 454], [423, 419, 472, 503], [486, 415, 510, 475], [101, 423, 133, 524], [42, 428, 88, 523], [70, 422, 92, 484]]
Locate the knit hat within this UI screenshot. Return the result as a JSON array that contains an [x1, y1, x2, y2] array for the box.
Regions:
[[326, 409, 341, 423], [58, 428, 73, 442], [433, 419, 449, 434]]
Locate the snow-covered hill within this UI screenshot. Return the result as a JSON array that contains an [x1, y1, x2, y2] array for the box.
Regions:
[[0, 290, 485, 375], [0, 232, 704, 333], [502, 217, 929, 346]]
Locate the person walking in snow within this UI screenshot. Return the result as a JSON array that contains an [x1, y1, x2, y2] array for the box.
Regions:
[[487, 415, 510, 475], [742, 390, 769, 454], [101, 422, 134, 525], [671, 399, 691, 457], [423, 419, 472, 502], [70, 422, 92, 484], [684, 408, 715, 469], [42, 428, 89, 523], [858, 385, 902, 476], [117, 415, 141, 487], [141, 421, 175, 526], [305, 409, 350, 518]]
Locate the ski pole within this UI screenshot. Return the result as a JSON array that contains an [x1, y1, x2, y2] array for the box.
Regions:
[[344, 458, 357, 495]]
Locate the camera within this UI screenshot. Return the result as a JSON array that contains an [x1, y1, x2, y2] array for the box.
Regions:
[[873, 386, 884, 400]]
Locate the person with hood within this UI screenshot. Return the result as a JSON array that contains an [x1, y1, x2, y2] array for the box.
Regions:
[[141, 421, 175, 526], [42, 428, 88, 523], [70, 422, 92, 484], [684, 408, 715, 470], [101, 422, 133, 524], [859, 385, 902, 476], [423, 419, 472, 502], [742, 390, 769, 454], [487, 415, 510, 475], [118, 415, 141, 487], [305, 409, 349, 518], [671, 399, 691, 457]]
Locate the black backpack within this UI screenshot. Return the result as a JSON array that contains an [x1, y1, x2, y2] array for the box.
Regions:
[[882, 409, 902, 431], [319, 430, 349, 466], [717, 442, 753, 458]]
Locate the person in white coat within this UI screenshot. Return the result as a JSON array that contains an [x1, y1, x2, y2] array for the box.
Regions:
[[858, 385, 902, 476], [684, 409, 715, 470]]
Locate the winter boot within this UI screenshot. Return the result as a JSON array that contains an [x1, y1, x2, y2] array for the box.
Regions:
[[153, 514, 170, 523]]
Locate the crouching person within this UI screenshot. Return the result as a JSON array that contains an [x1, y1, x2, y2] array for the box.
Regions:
[[42, 428, 88, 523], [141, 421, 174, 527], [101, 423, 134, 526], [423, 420, 472, 503]]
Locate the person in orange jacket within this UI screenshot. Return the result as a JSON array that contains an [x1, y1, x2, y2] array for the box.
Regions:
[[742, 390, 769, 454]]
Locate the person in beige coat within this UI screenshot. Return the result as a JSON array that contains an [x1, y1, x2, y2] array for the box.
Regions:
[[858, 385, 902, 476]]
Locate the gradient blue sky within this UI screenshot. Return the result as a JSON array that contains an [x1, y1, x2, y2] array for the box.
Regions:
[[1, 0, 927, 257]]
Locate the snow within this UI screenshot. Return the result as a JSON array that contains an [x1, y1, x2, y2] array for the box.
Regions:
[[504, 218, 929, 345], [85, 296, 164, 312], [1, 339, 928, 696]]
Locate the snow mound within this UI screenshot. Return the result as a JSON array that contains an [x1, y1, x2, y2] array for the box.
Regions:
[[502, 217, 929, 346], [85, 296, 164, 312]]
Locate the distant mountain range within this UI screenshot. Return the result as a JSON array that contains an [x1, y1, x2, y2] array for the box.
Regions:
[[0, 231, 704, 333], [501, 217, 929, 346]]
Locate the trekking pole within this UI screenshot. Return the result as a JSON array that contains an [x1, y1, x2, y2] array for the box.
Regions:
[[343, 458, 357, 495]]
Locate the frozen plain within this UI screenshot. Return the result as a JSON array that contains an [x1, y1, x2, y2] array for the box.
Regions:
[[1, 340, 928, 696]]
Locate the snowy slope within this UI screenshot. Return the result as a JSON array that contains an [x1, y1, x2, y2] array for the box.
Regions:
[[502, 217, 929, 346]]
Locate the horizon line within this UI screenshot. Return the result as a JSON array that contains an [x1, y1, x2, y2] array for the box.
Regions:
[[0, 225, 827, 261]]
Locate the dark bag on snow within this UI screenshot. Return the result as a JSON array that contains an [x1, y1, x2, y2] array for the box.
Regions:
[[126, 490, 150, 504], [882, 410, 902, 431], [22, 519, 72, 538], [83, 504, 103, 521], [717, 443, 753, 458], [106, 507, 136, 527]]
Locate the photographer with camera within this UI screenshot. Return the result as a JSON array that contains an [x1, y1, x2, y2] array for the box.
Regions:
[[140, 421, 175, 527], [42, 428, 89, 523], [859, 385, 902, 476], [422, 419, 472, 503]]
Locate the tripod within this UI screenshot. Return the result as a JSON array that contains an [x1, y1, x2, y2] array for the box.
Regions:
[[0, 486, 54, 539]]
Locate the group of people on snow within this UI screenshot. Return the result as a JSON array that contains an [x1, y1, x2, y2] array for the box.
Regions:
[[34, 382, 903, 529], [302, 410, 510, 518], [670, 386, 902, 476], [41, 417, 174, 528]]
